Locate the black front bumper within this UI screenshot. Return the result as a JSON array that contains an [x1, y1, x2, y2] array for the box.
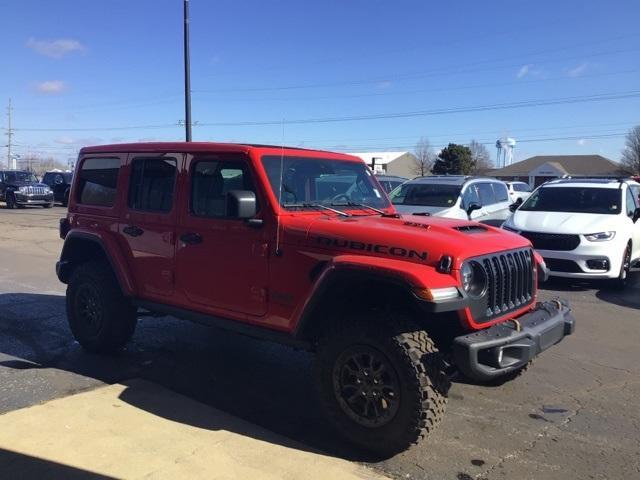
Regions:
[[452, 299, 575, 381]]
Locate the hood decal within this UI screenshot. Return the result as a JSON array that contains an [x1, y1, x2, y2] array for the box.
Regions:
[[315, 235, 428, 261]]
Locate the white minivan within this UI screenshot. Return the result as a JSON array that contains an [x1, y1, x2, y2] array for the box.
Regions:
[[503, 178, 640, 287], [389, 176, 512, 226]]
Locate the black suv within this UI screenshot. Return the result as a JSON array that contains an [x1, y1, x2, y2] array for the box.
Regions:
[[0, 170, 54, 209], [42, 171, 73, 206]]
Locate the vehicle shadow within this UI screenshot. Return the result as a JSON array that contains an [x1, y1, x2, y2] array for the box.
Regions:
[[0, 448, 115, 479], [542, 270, 640, 310], [0, 293, 381, 462]]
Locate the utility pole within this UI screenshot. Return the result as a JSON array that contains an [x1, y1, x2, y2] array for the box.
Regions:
[[6, 98, 13, 169], [183, 0, 192, 142]]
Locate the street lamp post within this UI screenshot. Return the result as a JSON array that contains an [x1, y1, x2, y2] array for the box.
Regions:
[[183, 0, 192, 142]]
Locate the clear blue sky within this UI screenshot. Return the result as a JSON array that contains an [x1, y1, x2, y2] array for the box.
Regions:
[[2, 0, 640, 165]]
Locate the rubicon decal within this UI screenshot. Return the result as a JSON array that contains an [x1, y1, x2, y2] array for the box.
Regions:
[[315, 236, 428, 261]]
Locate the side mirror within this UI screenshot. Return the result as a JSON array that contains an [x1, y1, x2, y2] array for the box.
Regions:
[[466, 202, 482, 218], [633, 207, 640, 223], [509, 198, 523, 212], [226, 190, 257, 219]]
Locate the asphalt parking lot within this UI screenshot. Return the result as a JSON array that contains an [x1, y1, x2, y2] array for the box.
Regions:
[[1, 206, 639, 479]]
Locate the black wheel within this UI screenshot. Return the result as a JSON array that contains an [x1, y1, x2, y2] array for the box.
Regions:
[[66, 262, 137, 353], [5, 193, 16, 209], [43, 203, 52, 208], [62, 191, 69, 207], [610, 242, 631, 290], [314, 315, 449, 457]]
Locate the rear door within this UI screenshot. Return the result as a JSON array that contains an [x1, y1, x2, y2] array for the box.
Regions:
[[490, 182, 511, 221], [174, 152, 269, 317], [117, 153, 180, 300]]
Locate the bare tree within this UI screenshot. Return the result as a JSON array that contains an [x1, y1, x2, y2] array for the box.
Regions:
[[412, 137, 434, 177], [469, 139, 493, 174], [621, 125, 640, 175]]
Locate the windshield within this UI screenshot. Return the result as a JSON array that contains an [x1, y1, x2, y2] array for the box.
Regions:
[[4, 172, 38, 183], [261, 155, 389, 209], [520, 187, 621, 214], [390, 183, 461, 207]]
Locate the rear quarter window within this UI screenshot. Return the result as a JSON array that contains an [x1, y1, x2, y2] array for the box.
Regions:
[[492, 183, 509, 202], [77, 157, 121, 207]]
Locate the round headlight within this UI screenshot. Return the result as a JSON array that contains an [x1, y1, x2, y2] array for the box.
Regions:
[[461, 261, 487, 298]]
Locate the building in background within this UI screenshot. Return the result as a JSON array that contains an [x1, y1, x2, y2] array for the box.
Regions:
[[488, 154, 627, 187], [347, 152, 418, 178]]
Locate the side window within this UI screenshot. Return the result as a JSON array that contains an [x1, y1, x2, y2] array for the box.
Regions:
[[462, 184, 480, 207], [77, 157, 120, 207], [128, 157, 177, 212], [626, 188, 637, 217], [191, 160, 256, 218], [492, 183, 509, 202], [631, 186, 640, 209], [515, 183, 531, 192], [476, 182, 496, 206]]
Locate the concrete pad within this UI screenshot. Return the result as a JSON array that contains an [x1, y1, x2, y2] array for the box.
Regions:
[[0, 379, 385, 479]]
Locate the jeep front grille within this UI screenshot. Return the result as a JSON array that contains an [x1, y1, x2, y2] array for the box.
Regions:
[[22, 186, 48, 195], [469, 248, 535, 324]]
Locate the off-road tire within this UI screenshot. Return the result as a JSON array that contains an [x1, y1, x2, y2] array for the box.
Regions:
[[66, 261, 137, 353], [43, 203, 52, 208], [5, 193, 16, 209], [314, 315, 449, 457]]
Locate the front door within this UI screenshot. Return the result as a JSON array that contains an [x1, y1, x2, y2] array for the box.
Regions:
[[175, 153, 269, 317], [118, 153, 180, 300]]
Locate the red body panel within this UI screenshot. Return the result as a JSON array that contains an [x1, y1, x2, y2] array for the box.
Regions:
[[65, 142, 540, 335]]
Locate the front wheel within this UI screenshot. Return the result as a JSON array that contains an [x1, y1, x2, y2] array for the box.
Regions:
[[610, 242, 632, 290], [5, 193, 16, 209], [314, 317, 449, 457], [66, 261, 137, 353]]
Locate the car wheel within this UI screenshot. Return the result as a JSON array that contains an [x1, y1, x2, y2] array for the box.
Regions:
[[314, 315, 449, 457], [5, 193, 16, 209], [610, 242, 631, 290], [62, 192, 69, 207], [43, 203, 52, 208], [66, 261, 137, 353]]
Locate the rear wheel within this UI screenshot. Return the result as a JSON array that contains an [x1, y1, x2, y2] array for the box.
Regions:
[[66, 262, 137, 353], [314, 315, 449, 457]]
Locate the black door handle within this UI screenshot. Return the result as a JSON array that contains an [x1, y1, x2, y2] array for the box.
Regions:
[[123, 225, 144, 237], [180, 232, 203, 245]]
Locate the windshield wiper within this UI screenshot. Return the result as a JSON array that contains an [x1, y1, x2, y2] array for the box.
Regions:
[[283, 203, 351, 217], [332, 201, 398, 217]]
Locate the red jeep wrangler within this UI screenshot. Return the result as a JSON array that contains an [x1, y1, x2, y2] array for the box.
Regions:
[[57, 143, 574, 455]]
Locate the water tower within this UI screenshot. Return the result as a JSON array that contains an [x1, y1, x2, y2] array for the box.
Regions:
[[495, 137, 516, 168]]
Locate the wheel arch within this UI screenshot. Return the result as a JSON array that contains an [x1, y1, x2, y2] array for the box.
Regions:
[[58, 231, 136, 296], [294, 267, 418, 343]]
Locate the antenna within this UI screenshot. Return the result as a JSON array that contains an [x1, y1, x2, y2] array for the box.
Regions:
[[274, 119, 285, 257]]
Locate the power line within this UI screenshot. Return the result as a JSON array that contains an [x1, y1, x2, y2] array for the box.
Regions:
[[194, 46, 640, 94], [194, 90, 640, 127], [6, 90, 640, 133]]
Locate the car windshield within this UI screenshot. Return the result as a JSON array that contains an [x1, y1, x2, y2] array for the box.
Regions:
[[4, 172, 38, 183], [261, 155, 389, 209], [389, 183, 461, 207], [520, 186, 621, 214]]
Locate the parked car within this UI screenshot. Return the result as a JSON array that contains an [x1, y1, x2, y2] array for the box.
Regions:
[[505, 181, 532, 203], [375, 174, 407, 193], [42, 171, 73, 206], [0, 170, 54, 209], [389, 176, 512, 226], [56, 142, 574, 455], [503, 177, 640, 287]]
